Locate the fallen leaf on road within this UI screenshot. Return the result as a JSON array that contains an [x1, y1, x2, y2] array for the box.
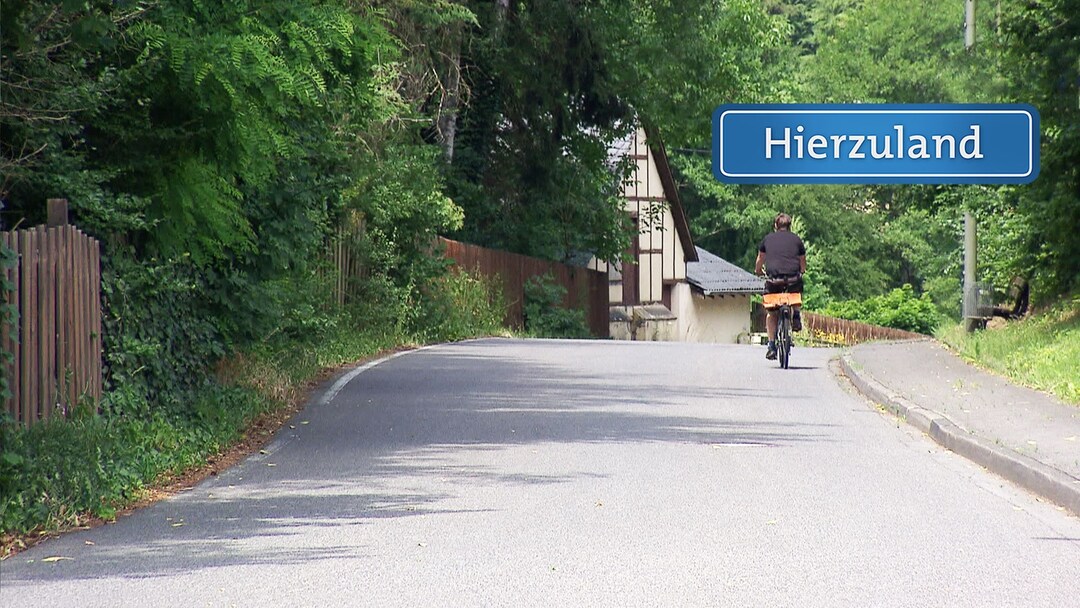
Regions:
[[42, 556, 73, 563]]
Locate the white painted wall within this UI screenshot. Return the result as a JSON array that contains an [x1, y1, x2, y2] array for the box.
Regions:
[[673, 284, 753, 343]]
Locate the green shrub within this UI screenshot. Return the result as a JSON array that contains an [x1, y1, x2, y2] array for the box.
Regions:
[[523, 274, 592, 339], [821, 284, 941, 334], [408, 269, 507, 343], [0, 386, 266, 534], [0, 243, 16, 401], [100, 252, 226, 415]]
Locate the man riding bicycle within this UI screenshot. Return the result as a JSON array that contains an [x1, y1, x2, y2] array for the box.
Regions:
[[755, 213, 806, 360]]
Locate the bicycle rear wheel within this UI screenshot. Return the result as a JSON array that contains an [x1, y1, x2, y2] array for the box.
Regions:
[[778, 308, 791, 369]]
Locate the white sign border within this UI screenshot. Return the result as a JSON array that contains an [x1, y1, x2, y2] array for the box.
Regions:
[[717, 109, 1035, 179]]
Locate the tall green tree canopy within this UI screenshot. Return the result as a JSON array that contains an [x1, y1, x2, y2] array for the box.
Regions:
[[678, 0, 1079, 318], [1000, 0, 1080, 295], [441, 0, 786, 262]]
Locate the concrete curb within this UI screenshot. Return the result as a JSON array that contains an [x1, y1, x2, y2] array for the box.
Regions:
[[839, 353, 1080, 517]]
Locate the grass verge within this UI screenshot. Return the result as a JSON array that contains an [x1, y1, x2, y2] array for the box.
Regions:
[[937, 295, 1079, 405]]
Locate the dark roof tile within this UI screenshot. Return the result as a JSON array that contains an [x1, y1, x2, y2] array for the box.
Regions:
[[686, 247, 764, 294]]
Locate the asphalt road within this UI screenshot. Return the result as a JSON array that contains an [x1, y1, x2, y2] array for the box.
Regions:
[[2, 339, 1079, 607]]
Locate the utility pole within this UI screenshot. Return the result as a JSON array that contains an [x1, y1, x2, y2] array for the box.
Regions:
[[964, 213, 979, 331], [963, 0, 979, 332], [965, 0, 976, 50]]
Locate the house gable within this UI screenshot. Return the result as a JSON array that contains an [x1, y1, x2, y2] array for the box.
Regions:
[[600, 125, 697, 306], [588, 126, 758, 343]]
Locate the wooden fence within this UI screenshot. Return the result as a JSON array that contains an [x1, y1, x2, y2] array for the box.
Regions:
[[440, 238, 609, 338], [325, 211, 367, 308], [1, 225, 102, 426], [751, 304, 924, 345], [802, 311, 924, 345]]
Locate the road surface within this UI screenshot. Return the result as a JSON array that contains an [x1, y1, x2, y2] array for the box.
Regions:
[[2, 339, 1078, 606]]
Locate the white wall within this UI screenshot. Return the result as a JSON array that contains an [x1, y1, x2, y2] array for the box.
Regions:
[[673, 284, 753, 343]]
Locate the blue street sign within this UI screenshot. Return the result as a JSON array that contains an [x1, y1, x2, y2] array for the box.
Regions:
[[712, 104, 1039, 184]]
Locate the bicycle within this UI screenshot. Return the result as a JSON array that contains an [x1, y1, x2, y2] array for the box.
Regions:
[[763, 277, 802, 370]]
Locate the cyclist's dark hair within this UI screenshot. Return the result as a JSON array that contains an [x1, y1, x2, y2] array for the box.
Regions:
[[774, 213, 792, 230]]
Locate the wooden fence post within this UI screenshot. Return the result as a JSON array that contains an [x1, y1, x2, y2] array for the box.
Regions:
[[47, 199, 69, 228]]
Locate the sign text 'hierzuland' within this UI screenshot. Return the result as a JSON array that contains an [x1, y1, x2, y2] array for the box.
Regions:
[[712, 104, 1039, 184]]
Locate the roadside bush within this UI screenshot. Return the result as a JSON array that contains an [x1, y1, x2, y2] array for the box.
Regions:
[[0, 386, 267, 535], [100, 251, 226, 415], [523, 274, 592, 339], [408, 268, 507, 343], [821, 284, 941, 334]]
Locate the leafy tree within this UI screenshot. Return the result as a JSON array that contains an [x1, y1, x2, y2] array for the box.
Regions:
[[1, 0, 420, 411], [801, 0, 995, 104], [1000, 0, 1080, 296], [443, 0, 786, 263], [0, 0, 129, 226]]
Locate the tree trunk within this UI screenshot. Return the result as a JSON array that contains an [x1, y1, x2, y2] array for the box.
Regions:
[[437, 36, 462, 163]]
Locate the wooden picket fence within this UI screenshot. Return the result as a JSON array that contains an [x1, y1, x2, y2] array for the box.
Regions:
[[1, 224, 102, 426]]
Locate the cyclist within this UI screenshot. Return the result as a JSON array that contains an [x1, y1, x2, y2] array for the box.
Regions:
[[755, 213, 806, 360]]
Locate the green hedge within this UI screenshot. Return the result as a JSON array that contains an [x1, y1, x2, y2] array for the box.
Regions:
[[820, 284, 941, 334]]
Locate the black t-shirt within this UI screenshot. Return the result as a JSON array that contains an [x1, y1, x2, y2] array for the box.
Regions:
[[758, 230, 805, 277]]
